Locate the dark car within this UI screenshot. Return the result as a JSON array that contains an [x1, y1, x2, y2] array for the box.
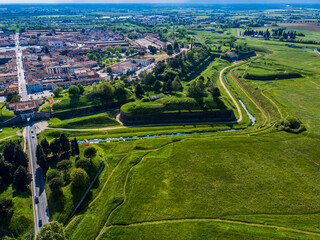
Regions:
[[35, 196, 39, 204], [39, 218, 42, 227]]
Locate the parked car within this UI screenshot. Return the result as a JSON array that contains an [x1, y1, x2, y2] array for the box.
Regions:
[[39, 218, 42, 227], [35, 196, 39, 204]]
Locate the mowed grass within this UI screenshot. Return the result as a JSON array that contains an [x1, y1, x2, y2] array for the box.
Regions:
[[0, 102, 14, 122], [49, 112, 119, 129], [65, 133, 320, 240], [101, 221, 320, 240]]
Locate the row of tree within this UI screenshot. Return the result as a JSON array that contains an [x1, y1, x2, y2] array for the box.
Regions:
[[36, 134, 80, 172], [0, 141, 31, 191], [242, 29, 302, 40]]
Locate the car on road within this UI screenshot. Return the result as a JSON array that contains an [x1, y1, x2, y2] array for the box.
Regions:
[[39, 218, 42, 227], [35, 196, 39, 204], [32, 135, 35, 138], [31, 130, 34, 133]]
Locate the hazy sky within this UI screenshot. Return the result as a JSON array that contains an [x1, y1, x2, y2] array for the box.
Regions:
[[0, 0, 319, 3]]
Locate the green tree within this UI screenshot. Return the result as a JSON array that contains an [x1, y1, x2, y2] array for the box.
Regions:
[[36, 145, 47, 171], [71, 138, 80, 156], [47, 170, 61, 183], [172, 76, 183, 92], [75, 159, 91, 172], [49, 177, 64, 195], [53, 87, 63, 97], [50, 138, 61, 156], [135, 83, 145, 98], [106, 67, 112, 74], [0, 159, 12, 185], [40, 138, 50, 156], [84, 147, 97, 163], [114, 81, 127, 100], [36, 221, 65, 240], [0, 198, 13, 215], [71, 168, 89, 191], [59, 134, 70, 153], [68, 85, 80, 96], [143, 73, 156, 87], [92, 81, 114, 101], [187, 80, 205, 98], [13, 144, 28, 171], [57, 160, 72, 175], [153, 80, 162, 92], [78, 84, 85, 95], [12, 166, 31, 191]]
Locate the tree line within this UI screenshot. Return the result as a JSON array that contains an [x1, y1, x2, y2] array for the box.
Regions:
[[37, 134, 98, 196]]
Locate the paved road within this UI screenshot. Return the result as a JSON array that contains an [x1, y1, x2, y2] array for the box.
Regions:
[[15, 33, 29, 102], [26, 124, 49, 235]]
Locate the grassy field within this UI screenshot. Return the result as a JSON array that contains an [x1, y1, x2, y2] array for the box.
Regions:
[[49, 112, 119, 129], [0, 185, 34, 239], [36, 32, 320, 239], [0, 102, 14, 122]]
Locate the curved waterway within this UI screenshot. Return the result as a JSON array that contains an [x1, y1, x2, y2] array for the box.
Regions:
[[78, 75, 256, 144], [78, 100, 256, 144]]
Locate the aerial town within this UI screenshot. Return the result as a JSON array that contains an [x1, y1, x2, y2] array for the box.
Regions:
[[0, 2, 319, 240]]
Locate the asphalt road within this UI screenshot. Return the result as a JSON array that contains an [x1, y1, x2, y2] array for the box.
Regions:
[[15, 33, 29, 102], [26, 124, 50, 235]]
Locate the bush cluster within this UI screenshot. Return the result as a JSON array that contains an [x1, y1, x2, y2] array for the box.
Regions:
[[276, 116, 306, 133]]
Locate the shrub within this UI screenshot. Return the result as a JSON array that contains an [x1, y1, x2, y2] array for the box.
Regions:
[[71, 168, 89, 191], [76, 159, 91, 172], [47, 170, 61, 183], [36, 221, 65, 240], [276, 116, 306, 133]]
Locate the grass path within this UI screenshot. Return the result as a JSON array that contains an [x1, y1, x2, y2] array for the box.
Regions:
[[94, 141, 184, 240], [0, 135, 14, 142], [97, 218, 320, 238], [311, 81, 320, 88]]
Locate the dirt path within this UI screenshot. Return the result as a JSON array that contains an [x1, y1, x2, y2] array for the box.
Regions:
[[311, 81, 320, 88], [97, 218, 320, 238], [0, 135, 15, 142], [219, 63, 243, 123]]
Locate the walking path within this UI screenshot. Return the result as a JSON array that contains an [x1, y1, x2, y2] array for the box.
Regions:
[[219, 64, 243, 123], [99, 218, 320, 238]]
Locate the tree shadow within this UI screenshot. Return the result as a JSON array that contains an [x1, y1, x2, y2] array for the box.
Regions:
[[48, 190, 64, 216], [12, 188, 31, 198]]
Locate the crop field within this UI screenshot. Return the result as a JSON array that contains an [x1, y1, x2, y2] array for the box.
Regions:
[[47, 33, 320, 240]]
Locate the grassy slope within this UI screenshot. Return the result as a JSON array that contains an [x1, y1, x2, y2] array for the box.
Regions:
[[0, 102, 14, 122], [49, 112, 119, 129], [61, 35, 320, 239]]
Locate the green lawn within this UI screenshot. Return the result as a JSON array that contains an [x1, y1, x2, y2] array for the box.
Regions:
[[0, 102, 14, 122]]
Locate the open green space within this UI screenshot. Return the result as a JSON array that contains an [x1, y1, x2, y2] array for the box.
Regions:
[[0, 103, 14, 122], [49, 112, 119, 129], [58, 32, 320, 240]]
